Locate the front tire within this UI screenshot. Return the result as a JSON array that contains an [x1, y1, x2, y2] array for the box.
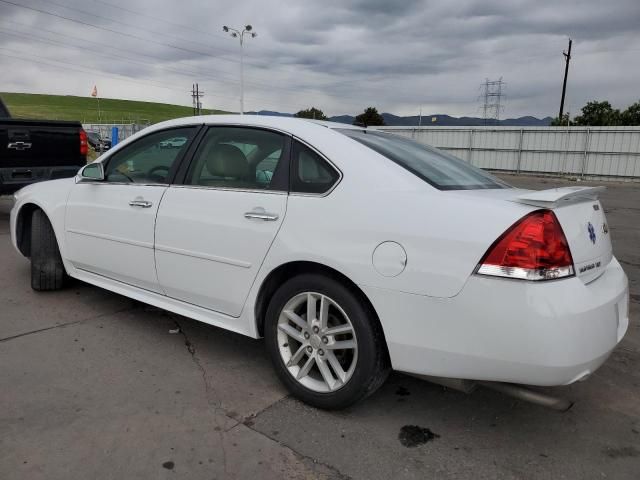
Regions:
[[265, 273, 389, 409], [30, 209, 67, 291]]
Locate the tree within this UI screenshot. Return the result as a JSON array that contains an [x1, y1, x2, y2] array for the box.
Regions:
[[620, 101, 640, 126], [550, 113, 572, 126], [573, 101, 621, 126], [294, 107, 328, 120], [354, 107, 385, 126]]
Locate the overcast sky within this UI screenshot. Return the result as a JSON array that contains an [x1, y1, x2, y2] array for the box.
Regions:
[[0, 0, 639, 118]]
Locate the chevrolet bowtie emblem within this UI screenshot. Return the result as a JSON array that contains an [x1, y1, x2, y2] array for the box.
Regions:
[[8, 141, 32, 151]]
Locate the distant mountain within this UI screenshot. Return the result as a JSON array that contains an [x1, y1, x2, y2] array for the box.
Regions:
[[328, 113, 553, 127], [247, 109, 552, 126], [246, 110, 293, 117]]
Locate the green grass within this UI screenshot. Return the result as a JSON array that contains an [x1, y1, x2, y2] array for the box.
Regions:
[[1, 92, 229, 124]]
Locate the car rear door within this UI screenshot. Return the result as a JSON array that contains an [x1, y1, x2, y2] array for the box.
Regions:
[[154, 126, 290, 317], [64, 126, 199, 292]]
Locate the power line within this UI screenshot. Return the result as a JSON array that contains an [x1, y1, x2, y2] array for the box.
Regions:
[[0, 2, 366, 109], [0, 0, 263, 71], [0, 27, 250, 90], [0, 44, 336, 113], [40, 0, 236, 56], [0, 26, 359, 112], [0, 21, 288, 93], [87, 0, 231, 42], [0, 49, 189, 93]]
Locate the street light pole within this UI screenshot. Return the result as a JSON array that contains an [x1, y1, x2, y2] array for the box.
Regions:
[[223, 24, 257, 115]]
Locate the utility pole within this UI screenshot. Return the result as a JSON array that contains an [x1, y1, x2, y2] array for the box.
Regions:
[[191, 83, 204, 115], [559, 38, 572, 119]]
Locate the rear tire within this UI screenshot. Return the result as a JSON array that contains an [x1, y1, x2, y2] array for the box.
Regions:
[[265, 273, 389, 409], [30, 209, 67, 291]]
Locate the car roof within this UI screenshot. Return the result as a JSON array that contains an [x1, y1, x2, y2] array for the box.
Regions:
[[147, 114, 363, 136]]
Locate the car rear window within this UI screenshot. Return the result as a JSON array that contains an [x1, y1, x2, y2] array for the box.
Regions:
[[337, 129, 509, 190]]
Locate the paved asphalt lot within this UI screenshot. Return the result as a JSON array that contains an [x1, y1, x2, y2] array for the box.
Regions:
[[1, 174, 639, 480]]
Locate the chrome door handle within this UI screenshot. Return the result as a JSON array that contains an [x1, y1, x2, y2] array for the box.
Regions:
[[244, 209, 279, 221], [129, 199, 153, 208]]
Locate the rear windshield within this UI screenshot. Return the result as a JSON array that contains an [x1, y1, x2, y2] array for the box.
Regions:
[[337, 129, 509, 190]]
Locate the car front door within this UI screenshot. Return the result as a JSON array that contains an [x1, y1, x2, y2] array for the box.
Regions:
[[154, 126, 290, 317], [64, 126, 199, 292]]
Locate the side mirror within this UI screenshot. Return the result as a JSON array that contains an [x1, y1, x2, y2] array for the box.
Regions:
[[79, 162, 105, 181]]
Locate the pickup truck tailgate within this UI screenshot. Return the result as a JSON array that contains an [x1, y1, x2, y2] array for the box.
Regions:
[[0, 119, 85, 168]]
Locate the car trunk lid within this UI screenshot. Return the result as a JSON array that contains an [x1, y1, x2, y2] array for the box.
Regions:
[[510, 186, 612, 283]]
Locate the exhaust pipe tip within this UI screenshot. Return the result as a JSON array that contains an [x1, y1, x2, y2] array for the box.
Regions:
[[478, 381, 574, 412]]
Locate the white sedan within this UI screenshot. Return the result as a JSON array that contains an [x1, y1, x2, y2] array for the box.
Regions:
[[10, 116, 629, 409]]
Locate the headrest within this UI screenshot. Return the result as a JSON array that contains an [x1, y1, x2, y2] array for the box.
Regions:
[[205, 143, 249, 178]]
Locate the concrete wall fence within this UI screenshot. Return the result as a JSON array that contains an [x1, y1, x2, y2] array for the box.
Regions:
[[376, 126, 640, 181]]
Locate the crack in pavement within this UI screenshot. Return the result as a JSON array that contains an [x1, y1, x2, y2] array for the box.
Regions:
[[232, 419, 353, 480], [239, 394, 291, 430], [172, 318, 231, 477], [169, 318, 345, 478], [0, 306, 135, 343]]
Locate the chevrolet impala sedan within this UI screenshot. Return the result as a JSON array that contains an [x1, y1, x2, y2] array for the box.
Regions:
[[10, 116, 629, 409]]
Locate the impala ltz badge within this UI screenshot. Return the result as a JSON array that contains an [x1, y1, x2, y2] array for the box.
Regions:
[[602, 223, 609, 234], [587, 222, 596, 244]]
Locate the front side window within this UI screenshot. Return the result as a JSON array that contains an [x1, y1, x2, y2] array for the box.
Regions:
[[290, 141, 339, 194], [104, 127, 196, 184], [338, 129, 509, 190], [186, 127, 287, 190]]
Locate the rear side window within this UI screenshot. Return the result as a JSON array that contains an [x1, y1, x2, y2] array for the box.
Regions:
[[338, 129, 509, 190], [186, 127, 287, 191], [291, 141, 339, 194]]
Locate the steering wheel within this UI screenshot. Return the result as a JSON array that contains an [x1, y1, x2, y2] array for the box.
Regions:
[[147, 165, 171, 183]]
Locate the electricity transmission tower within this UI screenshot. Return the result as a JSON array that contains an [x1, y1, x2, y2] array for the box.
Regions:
[[479, 78, 505, 125], [191, 83, 204, 115]]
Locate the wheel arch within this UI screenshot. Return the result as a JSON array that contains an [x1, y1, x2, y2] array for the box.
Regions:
[[15, 202, 43, 257], [254, 261, 389, 356]]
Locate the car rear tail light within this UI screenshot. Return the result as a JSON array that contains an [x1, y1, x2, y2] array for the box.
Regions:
[[80, 130, 88, 156], [476, 210, 574, 281]]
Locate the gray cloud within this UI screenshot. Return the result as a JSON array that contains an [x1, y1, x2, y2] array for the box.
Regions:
[[0, 0, 639, 118]]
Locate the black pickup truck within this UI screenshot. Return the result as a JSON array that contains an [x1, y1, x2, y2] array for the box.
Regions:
[[0, 97, 87, 195]]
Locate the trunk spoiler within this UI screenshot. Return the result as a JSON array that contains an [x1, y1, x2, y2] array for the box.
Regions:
[[511, 186, 606, 208]]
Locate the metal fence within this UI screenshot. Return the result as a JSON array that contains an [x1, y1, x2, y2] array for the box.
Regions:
[[375, 126, 640, 181], [82, 123, 147, 144]]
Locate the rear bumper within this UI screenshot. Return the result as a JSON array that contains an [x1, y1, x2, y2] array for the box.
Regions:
[[363, 257, 629, 386], [0, 166, 80, 194]]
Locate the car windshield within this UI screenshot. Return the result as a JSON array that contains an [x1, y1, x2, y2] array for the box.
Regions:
[[337, 129, 510, 190]]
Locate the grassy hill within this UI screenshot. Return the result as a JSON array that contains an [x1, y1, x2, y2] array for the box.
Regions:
[[0, 92, 229, 124]]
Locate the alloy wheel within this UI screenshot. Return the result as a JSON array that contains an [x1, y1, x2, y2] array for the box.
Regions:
[[276, 292, 358, 393]]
